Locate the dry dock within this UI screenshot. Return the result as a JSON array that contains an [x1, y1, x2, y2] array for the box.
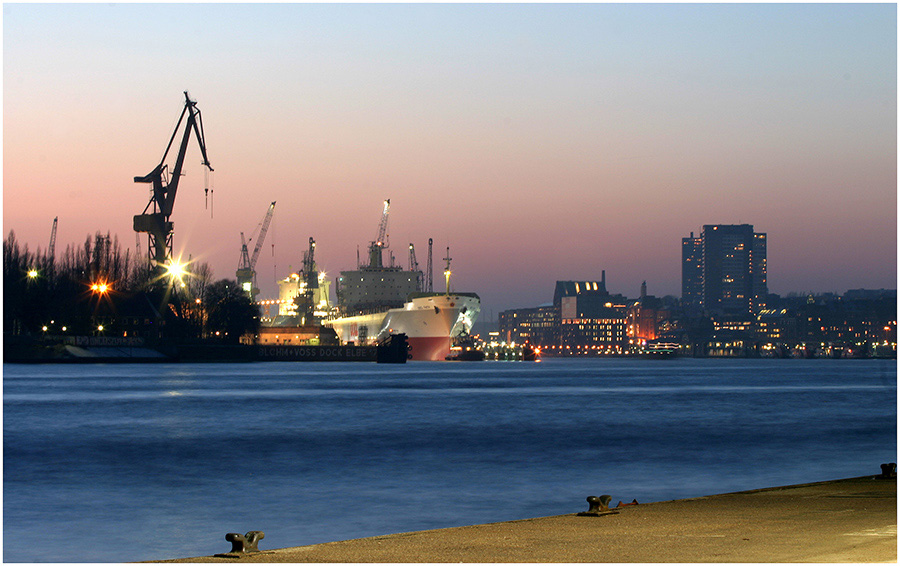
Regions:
[[161, 475, 896, 563]]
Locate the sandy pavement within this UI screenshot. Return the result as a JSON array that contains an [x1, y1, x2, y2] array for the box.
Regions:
[[159, 475, 896, 563]]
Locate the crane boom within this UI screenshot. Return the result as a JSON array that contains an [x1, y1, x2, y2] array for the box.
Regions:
[[409, 243, 422, 291], [250, 201, 276, 269], [366, 199, 390, 268], [375, 199, 390, 248], [48, 217, 58, 261]]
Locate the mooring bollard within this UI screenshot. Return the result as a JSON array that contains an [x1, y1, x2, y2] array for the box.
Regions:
[[225, 531, 265, 553], [879, 463, 896, 479], [580, 494, 612, 515]]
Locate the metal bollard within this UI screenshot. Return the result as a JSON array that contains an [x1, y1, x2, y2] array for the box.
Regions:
[[879, 463, 896, 479], [225, 531, 265, 553], [579, 494, 612, 515]]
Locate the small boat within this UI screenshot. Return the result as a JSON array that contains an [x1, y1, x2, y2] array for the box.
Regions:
[[446, 330, 486, 361]]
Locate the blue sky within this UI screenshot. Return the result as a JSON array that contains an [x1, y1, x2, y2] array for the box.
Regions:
[[4, 3, 896, 313]]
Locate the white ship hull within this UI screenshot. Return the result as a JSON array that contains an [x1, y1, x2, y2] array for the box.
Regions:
[[326, 293, 480, 361]]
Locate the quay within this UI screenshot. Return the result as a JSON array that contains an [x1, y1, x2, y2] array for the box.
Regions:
[[160, 473, 896, 563], [4, 333, 410, 363]]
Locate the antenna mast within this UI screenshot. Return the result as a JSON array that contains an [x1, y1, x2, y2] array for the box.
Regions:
[[425, 238, 433, 292]]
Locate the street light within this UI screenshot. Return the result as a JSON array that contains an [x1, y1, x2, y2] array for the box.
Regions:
[[164, 260, 188, 286], [27, 269, 38, 279], [90, 280, 111, 295]]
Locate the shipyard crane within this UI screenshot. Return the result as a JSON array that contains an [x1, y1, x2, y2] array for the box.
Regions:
[[408, 243, 423, 291], [425, 238, 434, 293], [133, 91, 213, 281], [367, 199, 390, 268], [48, 217, 58, 262], [303, 237, 317, 291], [236, 201, 276, 298]]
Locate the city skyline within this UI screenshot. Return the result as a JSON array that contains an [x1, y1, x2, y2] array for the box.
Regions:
[[4, 3, 896, 315]]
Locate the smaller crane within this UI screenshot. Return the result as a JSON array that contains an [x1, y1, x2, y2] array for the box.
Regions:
[[367, 199, 390, 268], [48, 217, 58, 263], [408, 243, 422, 291], [236, 201, 276, 299]]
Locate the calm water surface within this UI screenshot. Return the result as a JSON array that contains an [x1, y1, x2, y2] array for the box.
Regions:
[[4, 358, 896, 562]]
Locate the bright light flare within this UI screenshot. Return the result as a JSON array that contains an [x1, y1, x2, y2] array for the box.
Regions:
[[27, 269, 38, 278], [90, 280, 111, 294], [165, 260, 188, 280]]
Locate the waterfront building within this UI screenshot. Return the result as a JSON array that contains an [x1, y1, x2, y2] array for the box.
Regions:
[[497, 305, 558, 346], [682, 224, 768, 316], [755, 309, 799, 343], [499, 276, 628, 353], [559, 313, 626, 352], [625, 281, 670, 343]]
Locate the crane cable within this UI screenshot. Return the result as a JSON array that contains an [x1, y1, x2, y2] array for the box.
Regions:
[[204, 169, 215, 218]]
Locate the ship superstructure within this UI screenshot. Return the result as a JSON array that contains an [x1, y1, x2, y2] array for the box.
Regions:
[[270, 237, 332, 326]]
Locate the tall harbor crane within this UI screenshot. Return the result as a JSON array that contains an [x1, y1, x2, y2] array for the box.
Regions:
[[133, 91, 213, 282], [367, 199, 390, 268], [236, 201, 276, 298], [48, 217, 58, 262]]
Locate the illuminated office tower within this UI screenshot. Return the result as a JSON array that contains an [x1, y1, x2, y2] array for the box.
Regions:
[[681, 232, 703, 314], [682, 225, 768, 316]]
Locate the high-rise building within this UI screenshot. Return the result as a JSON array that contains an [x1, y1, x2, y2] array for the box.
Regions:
[[681, 232, 703, 314], [682, 224, 768, 316]]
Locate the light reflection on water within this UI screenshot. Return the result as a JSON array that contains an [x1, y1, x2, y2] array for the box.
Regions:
[[3, 358, 896, 562]]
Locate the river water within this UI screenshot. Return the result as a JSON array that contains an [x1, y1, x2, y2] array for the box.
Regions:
[[3, 358, 896, 562]]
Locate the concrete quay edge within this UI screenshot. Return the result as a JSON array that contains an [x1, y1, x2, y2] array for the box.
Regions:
[[156, 475, 897, 563]]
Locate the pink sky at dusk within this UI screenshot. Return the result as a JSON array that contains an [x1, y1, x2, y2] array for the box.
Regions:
[[3, 3, 896, 316]]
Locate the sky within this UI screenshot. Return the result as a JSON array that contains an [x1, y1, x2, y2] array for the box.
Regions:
[[3, 3, 897, 317]]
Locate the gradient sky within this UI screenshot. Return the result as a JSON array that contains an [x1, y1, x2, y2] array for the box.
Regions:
[[4, 3, 896, 316]]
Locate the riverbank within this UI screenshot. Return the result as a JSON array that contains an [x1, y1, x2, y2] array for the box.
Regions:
[[159, 474, 896, 563]]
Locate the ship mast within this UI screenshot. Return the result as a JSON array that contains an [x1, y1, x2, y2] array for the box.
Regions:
[[443, 246, 452, 295]]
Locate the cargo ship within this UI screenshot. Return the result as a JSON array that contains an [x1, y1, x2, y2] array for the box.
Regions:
[[324, 200, 480, 361], [327, 291, 480, 361]]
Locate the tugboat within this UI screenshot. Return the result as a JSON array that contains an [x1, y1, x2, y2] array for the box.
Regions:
[[446, 329, 486, 361], [523, 343, 541, 362]]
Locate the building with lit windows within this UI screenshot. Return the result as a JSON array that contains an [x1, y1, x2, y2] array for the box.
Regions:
[[625, 281, 670, 343], [559, 314, 626, 352], [682, 224, 768, 317], [498, 276, 629, 354], [681, 232, 703, 314], [497, 305, 558, 345]]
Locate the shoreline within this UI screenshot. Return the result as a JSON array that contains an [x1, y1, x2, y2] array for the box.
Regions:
[[157, 473, 896, 563]]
